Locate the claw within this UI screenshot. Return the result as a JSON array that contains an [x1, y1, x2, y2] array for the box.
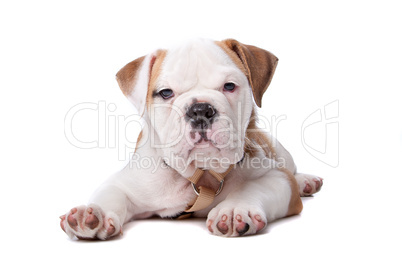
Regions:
[[253, 215, 266, 231], [303, 180, 313, 194], [67, 214, 78, 229], [106, 219, 116, 236], [207, 220, 213, 233], [217, 215, 229, 235], [85, 213, 100, 229]]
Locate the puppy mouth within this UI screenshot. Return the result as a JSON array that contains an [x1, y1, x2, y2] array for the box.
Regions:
[[189, 117, 214, 144], [191, 129, 209, 142], [191, 129, 219, 148]]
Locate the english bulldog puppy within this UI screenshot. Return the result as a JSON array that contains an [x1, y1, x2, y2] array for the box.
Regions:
[[60, 38, 323, 239]]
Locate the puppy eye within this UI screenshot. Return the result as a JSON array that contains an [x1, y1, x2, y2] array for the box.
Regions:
[[223, 82, 236, 92], [159, 89, 174, 99]]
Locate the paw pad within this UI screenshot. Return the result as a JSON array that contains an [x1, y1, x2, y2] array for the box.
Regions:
[[85, 208, 100, 229], [60, 205, 120, 240], [207, 207, 267, 237], [217, 214, 229, 235], [235, 215, 250, 236], [296, 174, 324, 196]]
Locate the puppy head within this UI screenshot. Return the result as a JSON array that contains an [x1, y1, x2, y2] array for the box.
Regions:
[[116, 39, 278, 176]]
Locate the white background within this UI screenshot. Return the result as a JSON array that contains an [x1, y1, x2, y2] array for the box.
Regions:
[[1, 0, 401, 267]]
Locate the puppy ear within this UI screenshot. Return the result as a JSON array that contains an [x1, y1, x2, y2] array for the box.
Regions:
[[220, 39, 278, 107], [116, 51, 161, 116]]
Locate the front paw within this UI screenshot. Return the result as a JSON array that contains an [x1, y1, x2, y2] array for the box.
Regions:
[[295, 173, 324, 197], [206, 205, 267, 237], [60, 204, 120, 240]]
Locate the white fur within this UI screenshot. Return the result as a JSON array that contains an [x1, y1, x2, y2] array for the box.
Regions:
[[127, 52, 157, 116], [149, 39, 253, 177], [61, 39, 321, 239]]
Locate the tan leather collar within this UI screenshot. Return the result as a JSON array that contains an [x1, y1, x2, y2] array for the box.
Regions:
[[184, 164, 234, 213]]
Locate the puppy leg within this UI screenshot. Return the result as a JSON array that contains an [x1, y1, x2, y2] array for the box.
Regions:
[[207, 168, 302, 237], [60, 184, 130, 240], [295, 173, 324, 196]]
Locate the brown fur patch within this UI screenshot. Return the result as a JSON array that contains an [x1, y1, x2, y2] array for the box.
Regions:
[[216, 39, 278, 108], [217, 39, 279, 159], [279, 168, 303, 216], [147, 49, 167, 109], [116, 56, 146, 96], [244, 109, 277, 159], [215, 40, 248, 76]]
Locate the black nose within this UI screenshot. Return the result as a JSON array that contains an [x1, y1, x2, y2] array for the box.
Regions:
[[186, 103, 217, 128]]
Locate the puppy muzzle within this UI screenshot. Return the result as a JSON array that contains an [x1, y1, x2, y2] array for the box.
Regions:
[[186, 102, 217, 129]]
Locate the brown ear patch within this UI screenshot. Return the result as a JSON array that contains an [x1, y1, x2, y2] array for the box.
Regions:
[[215, 41, 247, 74], [147, 50, 167, 107], [116, 49, 167, 116], [217, 39, 278, 107], [116, 56, 146, 96]]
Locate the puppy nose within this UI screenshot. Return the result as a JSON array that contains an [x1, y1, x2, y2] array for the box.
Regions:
[[186, 103, 217, 122]]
